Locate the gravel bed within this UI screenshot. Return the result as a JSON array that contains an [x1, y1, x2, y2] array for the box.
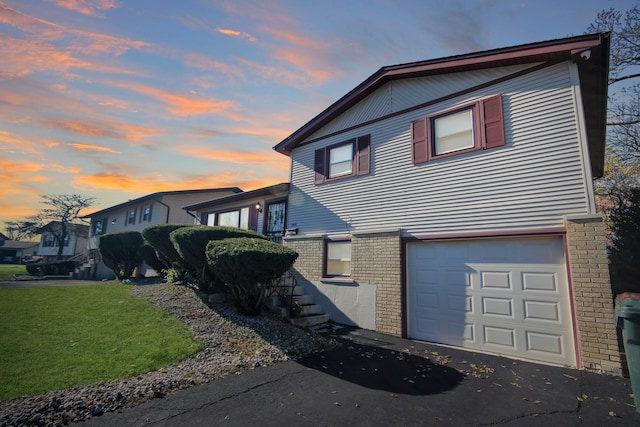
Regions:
[[0, 283, 335, 426]]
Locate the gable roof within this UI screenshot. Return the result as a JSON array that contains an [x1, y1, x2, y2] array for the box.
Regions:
[[83, 188, 243, 218], [183, 183, 290, 211], [273, 33, 610, 178], [0, 231, 9, 240]]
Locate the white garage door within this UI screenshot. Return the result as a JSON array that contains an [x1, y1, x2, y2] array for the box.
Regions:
[[407, 237, 576, 366]]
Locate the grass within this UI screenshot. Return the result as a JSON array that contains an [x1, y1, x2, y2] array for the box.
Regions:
[[0, 264, 27, 281], [0, 284, 204, 400]]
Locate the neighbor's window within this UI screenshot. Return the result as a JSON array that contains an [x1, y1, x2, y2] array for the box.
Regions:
[[411, 95, 504, 164], [326, 240, 351, 277], [142, 205, 152, 222], [94, 218, 106, 236], [216, 207, 250, 229], [315, 135, 370, 184], [127, 209, 136, 225], [43, 234, 55, 247]]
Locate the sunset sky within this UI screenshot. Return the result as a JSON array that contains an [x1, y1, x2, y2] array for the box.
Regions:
[[0, 0, 627, 227]]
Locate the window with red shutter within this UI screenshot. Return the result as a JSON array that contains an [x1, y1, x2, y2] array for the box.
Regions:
[[413, 94, 505, 164], [314, 134, 371, 184]]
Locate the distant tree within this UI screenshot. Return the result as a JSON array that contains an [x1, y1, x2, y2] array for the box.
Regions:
[[13, 194, 95, 260], [2, 221, 36, 241]]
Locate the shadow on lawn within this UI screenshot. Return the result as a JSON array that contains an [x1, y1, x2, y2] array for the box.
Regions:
[[296, 327, 465, 396]]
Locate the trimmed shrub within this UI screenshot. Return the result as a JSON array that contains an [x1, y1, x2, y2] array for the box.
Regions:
[[206, 237, 298, 315], [141, 224, 190, 280], [170, 226, 267, 292], [99, 231, 144, 281], [138, 242, 166, 274], [609, 189, 640, 295], [26, 260, 78, 276]]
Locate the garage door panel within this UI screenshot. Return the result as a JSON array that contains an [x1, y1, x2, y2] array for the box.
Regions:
[[484, 325, 516, 348], [522, 272, 560, 292], [526, 331, 564, 356], [408, 237, 576, 366], [482, 297, 514, 317], [480, 271, 512, 289], [524, 300, 561, 322]]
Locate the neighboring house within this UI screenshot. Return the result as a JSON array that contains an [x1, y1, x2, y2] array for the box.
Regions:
[[183, 183, 290, 243], [0, 240, 39, 263], [274, 33, 619, 373], [36, 221, 89, 262], [84, 188, 242, 279]]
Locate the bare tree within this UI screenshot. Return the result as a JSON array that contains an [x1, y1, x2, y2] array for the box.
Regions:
[[589, 4, 640, 161], [2, 221, 35, 241], [15, 194, 95, 260]]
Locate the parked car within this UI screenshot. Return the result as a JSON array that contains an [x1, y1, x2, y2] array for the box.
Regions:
[[21, 255, 43, 264]]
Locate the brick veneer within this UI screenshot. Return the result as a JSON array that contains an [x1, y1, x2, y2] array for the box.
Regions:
[[351, 230, 402, 336], [565, 214, 621, 375]]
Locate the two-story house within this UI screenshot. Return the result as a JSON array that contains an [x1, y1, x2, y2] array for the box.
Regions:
[[274, 33, 619, 373], [84, 187, 241, 279]]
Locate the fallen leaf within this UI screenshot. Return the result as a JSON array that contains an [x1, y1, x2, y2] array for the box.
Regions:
[[563, 374, 578, 381], [390, 393, 398, 398], [335, 402, 341, 406]]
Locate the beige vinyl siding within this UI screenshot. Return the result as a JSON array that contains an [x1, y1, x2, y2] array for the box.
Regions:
[[288, 61, 590, 237]]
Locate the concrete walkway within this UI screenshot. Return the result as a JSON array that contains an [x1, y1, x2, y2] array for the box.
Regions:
[[77, 327, 640, 426]]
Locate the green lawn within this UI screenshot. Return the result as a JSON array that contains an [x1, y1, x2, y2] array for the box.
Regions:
[[0, 284, 203, 400], [0, 264, 27, 281]]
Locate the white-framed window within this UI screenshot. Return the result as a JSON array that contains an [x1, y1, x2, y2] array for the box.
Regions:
[[329, 143, 353, 178], [43, 234, 55, 247], [325, 240, 351, 277], [94, 218, 107, 236], [127, 209, 136, 225], [142, 205, 152, 222], [434, 108, 474, 155], [216, 207, 250, 229], [411, 95, 505, 164], [314, 135, 370, 184]]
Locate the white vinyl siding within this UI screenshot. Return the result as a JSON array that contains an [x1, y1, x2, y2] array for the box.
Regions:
[[288, 62, 591, 237], [308, 64, 536, 140]]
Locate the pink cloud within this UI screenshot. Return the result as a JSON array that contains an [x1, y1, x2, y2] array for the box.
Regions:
[[44, 0, 120, 17]]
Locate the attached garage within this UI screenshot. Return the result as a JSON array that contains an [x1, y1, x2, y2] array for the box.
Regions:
[[407, 236, 576, 367]]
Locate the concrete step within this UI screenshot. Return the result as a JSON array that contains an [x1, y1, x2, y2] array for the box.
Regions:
[[290, 313, 330, 328], [298, 304, 322, 316], [273, 285, 305, 296], [291, 294, 314, 305]]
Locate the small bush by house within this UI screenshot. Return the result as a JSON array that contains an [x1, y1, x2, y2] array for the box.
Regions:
[[206, 237, 298, 315], [170, 226, 267, 292], [141, 224, 190, 280], [99, 231, 143, 281]]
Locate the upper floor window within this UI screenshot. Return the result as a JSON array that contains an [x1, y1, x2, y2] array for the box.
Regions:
[[142, 205, 152, 222], [43, 234, 55, 247], [94, 218, 107, 236], [412, 94, 504, 164], [315, 134, 370, 184], [127, 209, 136, 225]]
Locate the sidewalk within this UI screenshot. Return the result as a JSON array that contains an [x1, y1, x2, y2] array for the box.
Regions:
[[77, 327, 640, 426]]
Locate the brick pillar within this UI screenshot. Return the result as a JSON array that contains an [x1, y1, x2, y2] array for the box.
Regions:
[[565, 214, 621, 375], [352, 230, 402, 336]]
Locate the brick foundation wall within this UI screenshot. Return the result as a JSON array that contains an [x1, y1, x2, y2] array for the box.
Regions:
[[352, 230, 403, 336], [565, 214, 621, 375], [283, 236, 324, 281]]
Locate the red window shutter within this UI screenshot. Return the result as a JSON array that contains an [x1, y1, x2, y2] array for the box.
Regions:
[[314, 148, 326, 184], [356, 134, 371, 176], [482, 95, 505, 149], [411, 118, 428, 164]]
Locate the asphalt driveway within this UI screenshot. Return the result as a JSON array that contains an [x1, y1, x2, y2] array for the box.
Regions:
[[77, 326, 640, 426]]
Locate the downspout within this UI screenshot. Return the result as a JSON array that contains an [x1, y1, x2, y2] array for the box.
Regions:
[[184, 209, 202, 224], [154, 198, 171, 224]]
